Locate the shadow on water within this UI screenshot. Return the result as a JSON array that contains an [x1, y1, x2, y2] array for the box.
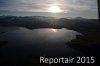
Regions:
[[0, 41, 8, 48]]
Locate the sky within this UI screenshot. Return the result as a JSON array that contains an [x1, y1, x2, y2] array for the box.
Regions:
[[0, 0, 99, 18]]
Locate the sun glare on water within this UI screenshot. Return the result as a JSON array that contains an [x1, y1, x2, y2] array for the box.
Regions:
[[48, 5, 62, 13], [51, 29, 57, 32]]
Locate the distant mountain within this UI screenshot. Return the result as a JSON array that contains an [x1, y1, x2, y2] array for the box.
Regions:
[[0, 16, 99, 34]]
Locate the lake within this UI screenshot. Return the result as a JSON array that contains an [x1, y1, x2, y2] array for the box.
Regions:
[[0, 27, 83, 65]]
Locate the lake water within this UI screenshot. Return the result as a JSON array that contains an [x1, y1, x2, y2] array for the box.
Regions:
[[0, 27, 83, 65]]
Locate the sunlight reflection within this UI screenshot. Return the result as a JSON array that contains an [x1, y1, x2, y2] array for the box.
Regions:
[[51, 29, 57, 32]]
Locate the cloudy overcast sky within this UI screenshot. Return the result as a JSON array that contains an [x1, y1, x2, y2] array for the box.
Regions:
[[0, 0, 99, 18]]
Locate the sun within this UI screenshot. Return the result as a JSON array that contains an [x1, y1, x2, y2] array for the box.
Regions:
[[48, 5, 62, 13]]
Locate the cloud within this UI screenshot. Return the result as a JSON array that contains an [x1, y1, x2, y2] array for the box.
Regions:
[[0, 0, 98, 11], [0, 0, 98, 18]]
